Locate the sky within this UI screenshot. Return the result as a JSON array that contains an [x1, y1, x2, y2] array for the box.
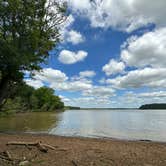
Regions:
[[25, 0, 166, 108]]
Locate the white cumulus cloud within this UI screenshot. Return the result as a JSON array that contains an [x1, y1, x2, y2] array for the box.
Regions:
[[106, 68, 166, 89], [65, 0, 166, 32], [102, 59, 125, 76], [83, 86, 115, 97], [79, 70, 96, 78], [66, 30, 85, 45], [121, 28, 166, 68], [60, 15, 85, 45], [58, 50, 88, 64], [25, 79, 44, 89], [34, 68, 68, 83], [51, 80, 92, 92], [139, 91, 166, 98]]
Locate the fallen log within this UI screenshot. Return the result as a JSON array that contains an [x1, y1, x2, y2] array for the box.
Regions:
[[6, 141, 57, 153]]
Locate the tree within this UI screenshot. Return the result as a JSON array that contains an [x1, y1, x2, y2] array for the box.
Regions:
[[14, 82, 35, 109], [32, 87, 64, 111], [2, 84, 64, 112], [0, 0, 67, 110], [33, 87, 54, 109]]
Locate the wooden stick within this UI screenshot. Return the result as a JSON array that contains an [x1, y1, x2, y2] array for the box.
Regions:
[[4, 150, 12, 161], [41, 144, 56, 150], [0, 154, 12, 161], [56, 148, 68, 151], [7, 141, 38, 146]]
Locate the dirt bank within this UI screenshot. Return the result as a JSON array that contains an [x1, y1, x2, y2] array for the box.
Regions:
[[0, 133, 166, 166]]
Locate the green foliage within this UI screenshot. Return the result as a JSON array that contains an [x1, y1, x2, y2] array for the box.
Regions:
[[2, 83, 64, 112], [32, 87, 64, 111], [0, 0, 67, 108], [0, 0, 66, 72], [1, 97, 22, 112]]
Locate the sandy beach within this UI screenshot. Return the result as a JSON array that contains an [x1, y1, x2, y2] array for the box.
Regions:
[[0, 133, 166, 166]]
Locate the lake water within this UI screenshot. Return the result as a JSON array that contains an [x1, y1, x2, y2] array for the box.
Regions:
[[0, 109, 166, 142]]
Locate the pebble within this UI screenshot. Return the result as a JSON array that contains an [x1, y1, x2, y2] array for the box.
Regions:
[[19, 160, 29, 166]]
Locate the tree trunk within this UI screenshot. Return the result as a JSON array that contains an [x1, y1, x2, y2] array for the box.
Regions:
[[0, 75, 11, 111]]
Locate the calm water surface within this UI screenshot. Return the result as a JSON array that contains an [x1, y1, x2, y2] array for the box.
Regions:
[[0, 109, 166, 142]]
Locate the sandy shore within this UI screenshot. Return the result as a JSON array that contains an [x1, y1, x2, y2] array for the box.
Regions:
[[0, 133, 166, 166]]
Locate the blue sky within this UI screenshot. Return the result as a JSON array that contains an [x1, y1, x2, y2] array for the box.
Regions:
[[26, 0, 166, 108]]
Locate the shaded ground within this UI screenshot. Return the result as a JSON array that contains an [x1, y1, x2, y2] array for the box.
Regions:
[[0, 133, 166, 166]]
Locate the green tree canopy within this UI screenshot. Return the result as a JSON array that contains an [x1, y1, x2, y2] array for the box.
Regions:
[[2, 83, 64, 112], [0, 0, 67, 109], [32, 87, 64, 111]]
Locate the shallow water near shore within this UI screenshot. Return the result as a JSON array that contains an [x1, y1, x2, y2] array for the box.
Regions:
[[0, 109, 166, 142]]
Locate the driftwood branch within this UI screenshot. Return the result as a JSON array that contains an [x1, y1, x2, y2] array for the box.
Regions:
[[0, 154, 12, 161], [7, 141, 57, 153], [41, 143, 56, 150], [0, 150, 13, 161], [7, 141, 38, 146], [4, 150, 12, 160], [71, 160, 78, 166]]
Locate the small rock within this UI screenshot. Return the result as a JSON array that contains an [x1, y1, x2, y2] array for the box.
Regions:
[[19, 160, 29, 166]]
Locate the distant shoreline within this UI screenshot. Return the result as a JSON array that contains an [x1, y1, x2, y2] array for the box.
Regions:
[[139, 103, 166, 109], [68, 107, 138, 110]]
